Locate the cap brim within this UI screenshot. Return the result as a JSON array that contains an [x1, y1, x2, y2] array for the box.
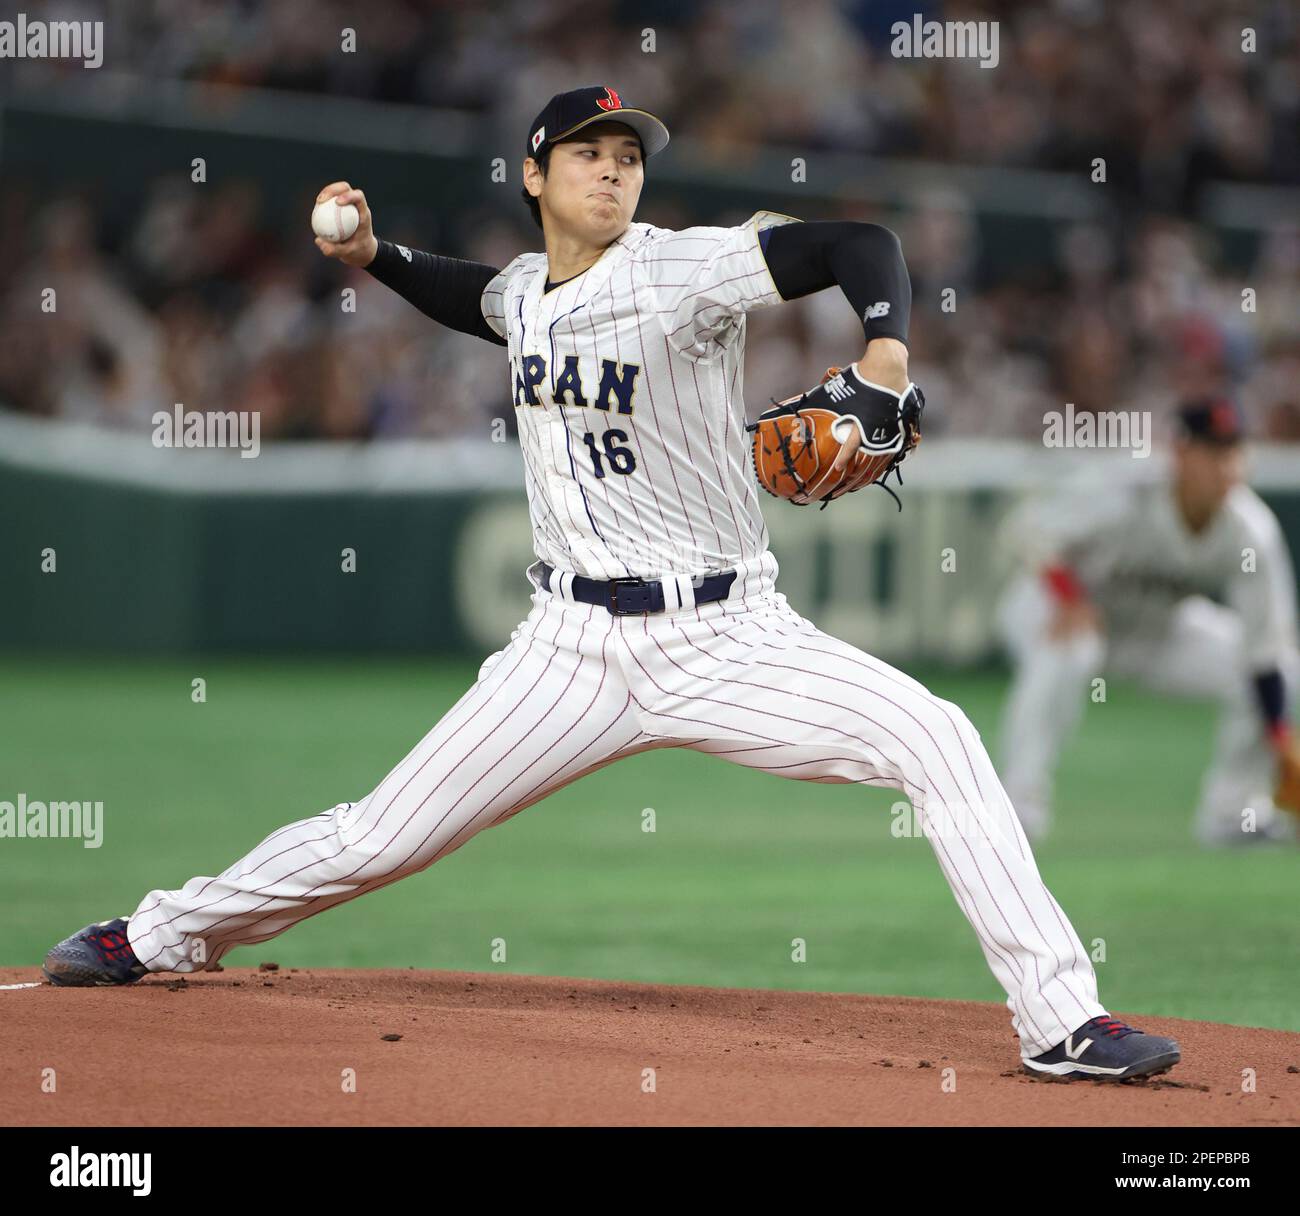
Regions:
[[549, 109, 670, 158]]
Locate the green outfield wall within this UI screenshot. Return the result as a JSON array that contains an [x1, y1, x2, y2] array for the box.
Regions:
[[4, 422, 1299, 662]]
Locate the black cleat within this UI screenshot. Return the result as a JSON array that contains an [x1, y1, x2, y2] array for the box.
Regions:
[[1023, 1016, 1180, 1081], [43, 917, 149, 987]]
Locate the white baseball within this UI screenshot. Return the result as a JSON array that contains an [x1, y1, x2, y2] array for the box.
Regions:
[[312, 198, 360, 243]]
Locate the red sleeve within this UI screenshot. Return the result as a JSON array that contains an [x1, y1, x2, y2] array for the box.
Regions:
[[1041, 563, 1087, 604]]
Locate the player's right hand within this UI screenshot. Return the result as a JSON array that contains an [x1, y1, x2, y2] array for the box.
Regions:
[[1047, 598, 1101, 640], [314, 182, 379, 268]]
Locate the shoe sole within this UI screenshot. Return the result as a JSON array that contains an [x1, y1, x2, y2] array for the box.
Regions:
[[42, 962, 142, 988], [1022, 1048, 1181, 1082]]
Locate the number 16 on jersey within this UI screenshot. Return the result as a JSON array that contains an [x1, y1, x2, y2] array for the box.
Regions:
[[582, 429, 637, 478]]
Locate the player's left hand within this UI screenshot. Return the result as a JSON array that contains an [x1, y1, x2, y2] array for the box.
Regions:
[[748, 364, 924, 510], [829, 413, 890, 494], [825, 365, 925, 499]]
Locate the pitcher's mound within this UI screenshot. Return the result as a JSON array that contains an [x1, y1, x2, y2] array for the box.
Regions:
[[3, 968, 1296, 1125]]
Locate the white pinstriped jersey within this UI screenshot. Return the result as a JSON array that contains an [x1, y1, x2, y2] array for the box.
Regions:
[[480, 210, 802, 581]]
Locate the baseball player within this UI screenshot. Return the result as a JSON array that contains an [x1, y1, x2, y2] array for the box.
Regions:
[[997, 397, 1300, 845], [43, 87, 1180, 1081]]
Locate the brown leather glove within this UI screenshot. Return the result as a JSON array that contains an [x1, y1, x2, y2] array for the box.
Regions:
[[1275, 736, 1300, 818], [748, 365, 924, 510]]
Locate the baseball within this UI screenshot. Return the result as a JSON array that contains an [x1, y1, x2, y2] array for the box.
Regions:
[[311, 198, 360, 243]]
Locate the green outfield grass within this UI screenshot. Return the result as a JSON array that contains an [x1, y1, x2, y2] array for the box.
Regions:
[[2, 654, 1295, 1031]]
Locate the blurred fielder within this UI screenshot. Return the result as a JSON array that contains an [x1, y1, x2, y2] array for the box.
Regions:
[[997, 398, 1300, 845]]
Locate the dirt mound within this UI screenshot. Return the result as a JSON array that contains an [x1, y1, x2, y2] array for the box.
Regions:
[[2, 968, 1296, 1125]]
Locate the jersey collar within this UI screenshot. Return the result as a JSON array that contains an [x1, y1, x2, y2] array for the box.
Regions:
[[530, 225, 642, 320]]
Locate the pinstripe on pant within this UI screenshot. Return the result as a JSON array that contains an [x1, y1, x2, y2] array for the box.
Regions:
[[126, 561, 1105, 1057]]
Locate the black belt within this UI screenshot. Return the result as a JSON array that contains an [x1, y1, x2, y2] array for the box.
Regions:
[[540, 562, 738, 615]]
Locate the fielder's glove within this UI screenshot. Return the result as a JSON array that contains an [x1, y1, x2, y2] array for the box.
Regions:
[[748, 364, 925, 510], [1275, 737, 1300, 820]]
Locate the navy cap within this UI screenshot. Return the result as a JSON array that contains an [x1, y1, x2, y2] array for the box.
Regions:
[[1177, 397, 1245, 446], [526, 86, 669, 162]]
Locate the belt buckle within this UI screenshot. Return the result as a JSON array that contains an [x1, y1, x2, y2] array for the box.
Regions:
[[606, 576, 650, 615]]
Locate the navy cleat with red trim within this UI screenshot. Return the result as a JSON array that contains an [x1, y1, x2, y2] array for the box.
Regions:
[[42, 917, 149, 987], [1023, 1016, 1180, 1080]]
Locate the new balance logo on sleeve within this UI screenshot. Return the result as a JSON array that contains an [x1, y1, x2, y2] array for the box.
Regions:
[[864, 301, 891, 320]]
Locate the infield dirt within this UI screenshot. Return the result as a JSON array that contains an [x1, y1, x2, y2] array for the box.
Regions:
[[2, 968, 1296, 1125]]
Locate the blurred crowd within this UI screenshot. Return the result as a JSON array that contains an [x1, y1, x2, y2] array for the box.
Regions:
[[0, 0, 1297, 442]]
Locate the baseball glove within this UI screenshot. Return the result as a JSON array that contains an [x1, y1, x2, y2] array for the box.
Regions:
[[747, 365, 925, 510], [1275, 737, 1300, 820]]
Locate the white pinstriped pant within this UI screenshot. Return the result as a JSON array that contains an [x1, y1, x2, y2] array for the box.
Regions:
[[127, 552, 1105, 1057]]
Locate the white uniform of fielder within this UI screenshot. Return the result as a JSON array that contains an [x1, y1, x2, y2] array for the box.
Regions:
[[997, 472, 1299, 843], [125, 210, 1110, 1061]]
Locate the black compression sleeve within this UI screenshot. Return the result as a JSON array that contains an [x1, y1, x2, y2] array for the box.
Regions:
[[760, 221, 912, 346], [364, 239, 508, 347], [1253, 668, 1289, 736]]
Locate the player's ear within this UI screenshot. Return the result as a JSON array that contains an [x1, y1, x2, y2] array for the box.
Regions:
[[522, 158, 542, 197]]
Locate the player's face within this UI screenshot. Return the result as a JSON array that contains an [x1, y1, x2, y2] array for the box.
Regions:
[[1174, 439, 1245, 513], [537, 128, 644, 242]]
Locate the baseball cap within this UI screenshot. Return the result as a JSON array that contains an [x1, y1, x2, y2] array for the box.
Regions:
[[526, 86, 669, 161], [1177, 397, 1245, 446]]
